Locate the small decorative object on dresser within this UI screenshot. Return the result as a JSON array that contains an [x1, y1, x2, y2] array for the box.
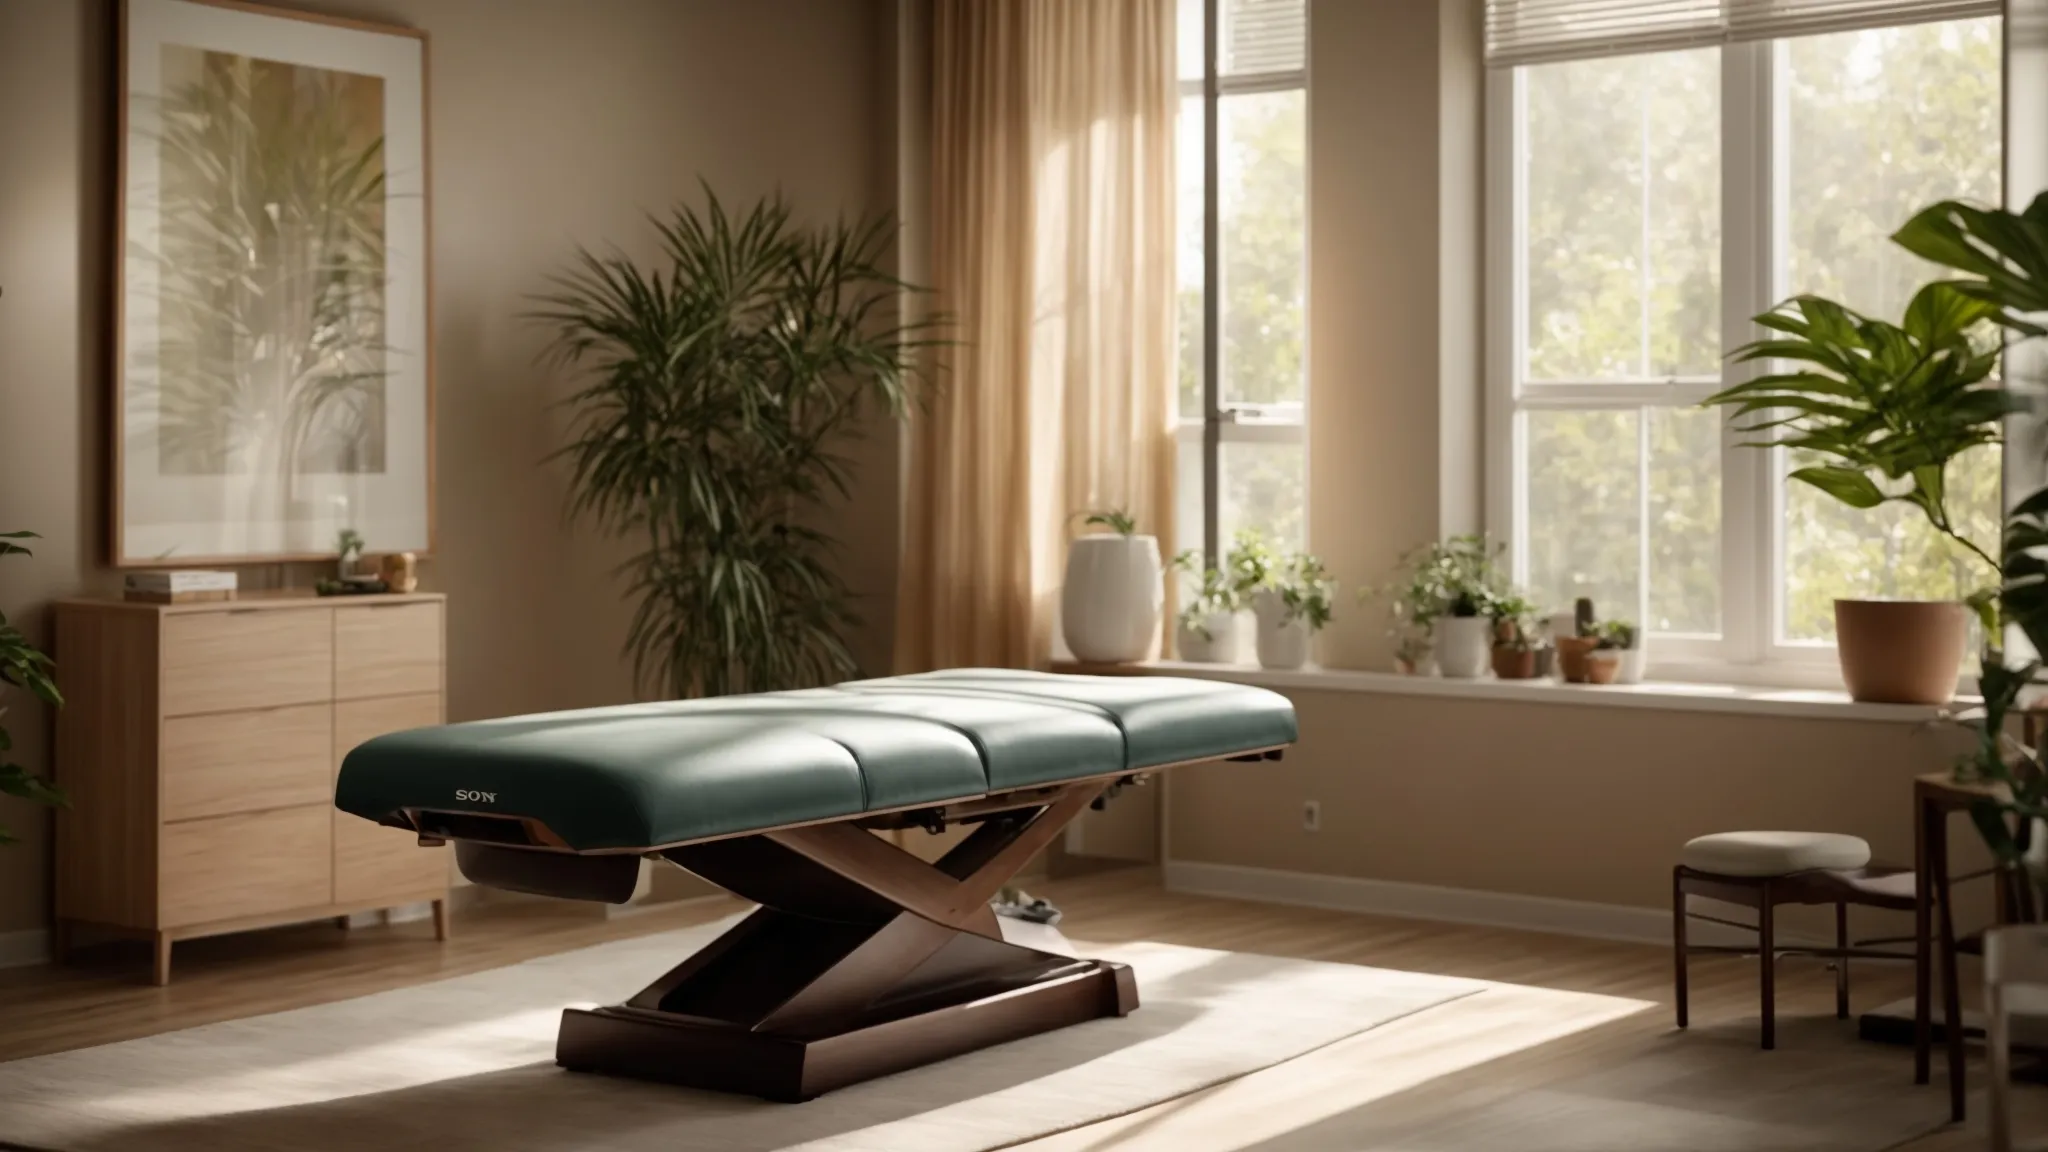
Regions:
[[122, 569, 237, 604], [52, 592, 450, 984], [378, 550, 420, 593]]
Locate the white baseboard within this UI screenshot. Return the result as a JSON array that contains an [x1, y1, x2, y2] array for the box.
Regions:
[[0, 927, 49, 970], [1162, 859, 1842, 949]]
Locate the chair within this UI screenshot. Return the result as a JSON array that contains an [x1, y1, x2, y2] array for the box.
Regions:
[[1674, 831, 1917, 1050]]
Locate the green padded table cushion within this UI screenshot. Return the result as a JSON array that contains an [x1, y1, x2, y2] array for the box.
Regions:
[[335, 670, 1296, 852]]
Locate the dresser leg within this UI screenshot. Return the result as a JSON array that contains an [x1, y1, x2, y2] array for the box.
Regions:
[[432, 898, 450, 942], [151, 932, 173, 987]]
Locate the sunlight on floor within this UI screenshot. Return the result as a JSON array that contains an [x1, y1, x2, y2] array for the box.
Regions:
[[1019, 983, 1653, 1152]]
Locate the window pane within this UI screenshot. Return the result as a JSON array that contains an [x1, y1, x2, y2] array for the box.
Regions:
[[1176, 434, 1206, 566], [1220, 440, 1304, 552], [1219, 89, 1305, 407], [1525, 410, 1640, 626], [1649, 406, 1720, 635], [1178, 0, 1204, 83], [1524, 48, 1720, 381], [1779, 19, 2001, 642], [1178, 94, 1206, 418]]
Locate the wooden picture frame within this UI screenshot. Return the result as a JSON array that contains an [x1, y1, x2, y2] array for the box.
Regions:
[[114, 0, 434, 567]]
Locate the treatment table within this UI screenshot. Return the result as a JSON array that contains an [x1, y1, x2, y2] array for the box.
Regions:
[[334, 668, 1296, 1100]]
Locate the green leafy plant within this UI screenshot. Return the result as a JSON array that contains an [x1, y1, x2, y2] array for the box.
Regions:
[[0, 532, 64, 846], [1171, 549, 1242, 640], [1225, 529, 1284, 600], [1488, 593, 1538, 652], [534, 188, 942, 697], [1701, 283, 2020, 610], [1373, 534, 1510, 635], [1081, 508, 1140, 537], [1272, 552, 1336, 633], [1590, 619, 1638, 651]]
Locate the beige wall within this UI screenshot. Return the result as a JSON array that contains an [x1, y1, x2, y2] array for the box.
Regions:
[[0, 0, 899, 934], [1170, 688, 1963, 919]]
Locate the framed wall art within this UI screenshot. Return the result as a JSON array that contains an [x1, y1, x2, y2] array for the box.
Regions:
[[116, 0, 432, 566]]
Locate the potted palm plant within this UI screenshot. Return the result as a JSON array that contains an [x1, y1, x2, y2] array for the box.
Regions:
[[535, 189, 941, 697], [1062, 508, 1164, 663], [0, 532, 64, 846], [1170, 549, 1242, 663], [1701, 282, 2019, 703]]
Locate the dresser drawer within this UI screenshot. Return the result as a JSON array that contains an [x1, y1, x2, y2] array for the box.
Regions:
[[336, 602, 443, 700], [334, 693, 449, 903], [162, 704, 333, 822], [162, 608, 333, 716], [160, 804, 333, 928]]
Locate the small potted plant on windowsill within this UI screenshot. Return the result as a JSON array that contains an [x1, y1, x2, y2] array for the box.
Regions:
[[1061, 507, 1163, 664], [1373, 535, 1509, 680], [1489, 595, 1540, 680], [1597, 619, 1644, 684], [1249, 545, 1334, 671], [1170, 550, 1243, 664]]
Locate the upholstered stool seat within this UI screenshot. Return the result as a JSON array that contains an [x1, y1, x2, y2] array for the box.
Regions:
[[1679, 831, 1872, 877], [1674, 830, 1916, 1053]]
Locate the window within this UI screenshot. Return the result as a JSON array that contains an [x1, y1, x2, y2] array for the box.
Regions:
[[1176, 0, 1308, 564], [1489, 9, 2001, 677]]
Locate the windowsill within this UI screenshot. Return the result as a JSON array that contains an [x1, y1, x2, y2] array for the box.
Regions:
[[1054, 659, 1965, 723]]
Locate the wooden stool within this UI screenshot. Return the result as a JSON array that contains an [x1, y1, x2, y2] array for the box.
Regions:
[[1674, 831, 1916, 1050]]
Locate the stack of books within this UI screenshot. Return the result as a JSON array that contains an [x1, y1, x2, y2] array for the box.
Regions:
[[123, 570, 239, 604]]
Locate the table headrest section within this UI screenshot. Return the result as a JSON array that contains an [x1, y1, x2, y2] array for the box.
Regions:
[[335, 671, 1296, 852]]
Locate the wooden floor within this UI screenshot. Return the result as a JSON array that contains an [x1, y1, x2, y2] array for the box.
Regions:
[[0, 867, 2019, 1149]]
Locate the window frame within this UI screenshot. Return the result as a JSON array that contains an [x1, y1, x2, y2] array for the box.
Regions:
[[1182, 0, 1309, 566], [1484, 31, 1991, 687]]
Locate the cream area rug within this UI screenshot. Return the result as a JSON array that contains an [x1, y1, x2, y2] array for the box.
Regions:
[[0, 918, 1495, 1152]]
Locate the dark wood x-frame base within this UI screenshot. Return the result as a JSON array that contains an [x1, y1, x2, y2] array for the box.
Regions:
[[555, 781, 1137, 1101]]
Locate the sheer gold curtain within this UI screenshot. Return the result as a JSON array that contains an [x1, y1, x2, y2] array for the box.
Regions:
[[896, 0, 1178, 672]]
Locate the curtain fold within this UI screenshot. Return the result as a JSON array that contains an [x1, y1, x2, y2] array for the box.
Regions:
[[896, 0, 1178, 673]]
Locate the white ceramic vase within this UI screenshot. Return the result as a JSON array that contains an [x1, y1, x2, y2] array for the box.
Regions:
[[1061, 534, 1163, 663], [1176, 611, 1240, 664], [1616, 638, 1648, 685], [1252, 590, 1312, 670], [1434, 615, 1492, 679]]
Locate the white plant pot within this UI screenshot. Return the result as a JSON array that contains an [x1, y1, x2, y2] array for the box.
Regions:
[[1252, 590, 1313, 670], [1176, 611, 1241, 664], [1061, 534, 1163, 663], [1434, 615, 1492, 679], [1615, 640, 1648, 685]]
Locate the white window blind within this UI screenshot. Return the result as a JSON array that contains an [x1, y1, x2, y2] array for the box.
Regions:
[[1485, 0, 1999, 66], [1222, 0, 1304, 76]]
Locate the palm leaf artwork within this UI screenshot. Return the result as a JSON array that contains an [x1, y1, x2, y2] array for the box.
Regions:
[[534, 189, 944, 699], [1703, 282, 2021, 591], [133, 51, 392, 520], [0, 532, 64, 847]]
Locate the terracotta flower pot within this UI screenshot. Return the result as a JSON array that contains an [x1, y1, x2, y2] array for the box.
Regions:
[[1491, 646, 1536, 680], [1585, 651, 1621, 685], [1555, 635, 1599, 683], [1834, 599, 1966, 705]]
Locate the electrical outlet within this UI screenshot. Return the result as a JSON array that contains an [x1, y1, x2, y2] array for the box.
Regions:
[[1302, 799, 1320, 833]]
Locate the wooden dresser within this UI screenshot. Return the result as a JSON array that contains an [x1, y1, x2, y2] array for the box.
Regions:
[[52, 592, 451, 984]]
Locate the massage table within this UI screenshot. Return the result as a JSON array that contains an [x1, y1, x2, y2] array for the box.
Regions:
[[334, 668, 1296, 1101]]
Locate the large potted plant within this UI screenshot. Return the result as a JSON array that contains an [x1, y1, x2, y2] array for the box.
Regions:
[[536, 190, 940, 697], [0, 531, 64, 846], [1702, 282, 2019, 703], [1062, 508, 1163, 663]]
